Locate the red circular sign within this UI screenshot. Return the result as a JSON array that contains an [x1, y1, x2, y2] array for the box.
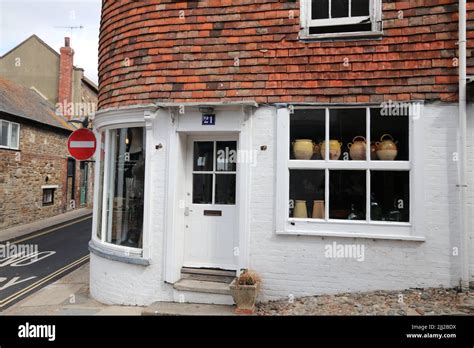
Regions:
[[67, 129, 97, 161]]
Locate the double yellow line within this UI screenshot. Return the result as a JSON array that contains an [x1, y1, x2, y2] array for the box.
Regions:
[[7, 215, 92, 245], [0, 254, 90, 309], [0, 216, 93, 309]]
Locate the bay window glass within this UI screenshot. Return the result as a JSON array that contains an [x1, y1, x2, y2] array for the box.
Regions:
[[102, 127, 146, 249], [96, 131, 105, 239], [288, 107, 410, 223]]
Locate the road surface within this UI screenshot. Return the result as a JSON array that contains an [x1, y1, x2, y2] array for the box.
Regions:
[[0, 216, 92, 310]]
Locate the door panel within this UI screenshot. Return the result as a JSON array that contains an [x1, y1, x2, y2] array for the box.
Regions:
[[184, 137, 238, 270]]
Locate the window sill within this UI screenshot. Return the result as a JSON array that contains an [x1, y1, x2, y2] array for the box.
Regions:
[[276, 229, 425, 242], [299, 30, 383, 42], [88, 239, 150, 266], [0, 147, 20, 152]]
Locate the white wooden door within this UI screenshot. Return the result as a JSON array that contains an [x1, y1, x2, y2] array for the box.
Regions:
[[183, 136, 238, 270]]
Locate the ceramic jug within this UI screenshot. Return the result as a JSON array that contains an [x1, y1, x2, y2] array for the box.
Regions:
[[320, 140, 342, 160], [293, 139, 315, 160], [293, 200, 308, 218], [347, 136, 367, 160], [376, 134, 398, 160], [312, 200, 325, 219], [370, 142, 377, 160]]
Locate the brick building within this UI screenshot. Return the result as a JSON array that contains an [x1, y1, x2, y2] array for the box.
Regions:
[[89, 0, 474, 306]]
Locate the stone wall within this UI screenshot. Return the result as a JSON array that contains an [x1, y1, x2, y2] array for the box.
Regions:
[[0, 113, 77, 230]]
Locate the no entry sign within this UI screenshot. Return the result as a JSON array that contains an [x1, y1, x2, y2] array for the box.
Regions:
[[67, 128, 97, 161]]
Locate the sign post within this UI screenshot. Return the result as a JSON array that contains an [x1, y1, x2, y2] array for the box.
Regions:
[[67, 129, 97, 161]]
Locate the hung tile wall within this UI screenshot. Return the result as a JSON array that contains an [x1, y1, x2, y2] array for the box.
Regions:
[[99, 0, 474, 109]]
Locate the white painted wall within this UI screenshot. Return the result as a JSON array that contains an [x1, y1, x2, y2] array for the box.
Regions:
[[90, 102, 472, 306], [248, 103, 464, 301], [90, 109, 175, 306]]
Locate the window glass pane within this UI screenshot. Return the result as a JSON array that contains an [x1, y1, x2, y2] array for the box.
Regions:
[[309, 23, 372, 34], [329, 170, 366, 220], [352, 0, 370, 16], [290, 109, 325, 160], [332, 0, 349, 18], [290, 170, 325, 219], [193, 174, 213, 204], [216, 141, 237, 172], [329, 109, 366, 161], [96, 132, 106, 239], [107, 127, 146, 248], [215, 174, 236, 205], [67, 158, 76, 176], [194, 142, 214, 171], [371, 108, 409, 161], [312, 0, 329, 19], [10, 123, 19, 149], [1, 121, 9, 146], [371, 171, 409, 222], [43, 189, 54, 205]]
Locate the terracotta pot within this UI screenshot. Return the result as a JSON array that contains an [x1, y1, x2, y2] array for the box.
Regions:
[[293, 139, 314, 160], [376, 134, 398, 160], [347, 136, 367, 160], [230, 279, 259, 314], [312, 200, 325, 219], [320, 140, 342, 160], [293, 200, 308, 218], [370, 142, 377, 160]]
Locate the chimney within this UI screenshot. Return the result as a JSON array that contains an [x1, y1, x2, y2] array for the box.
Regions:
[[58, 37, 74, 119]]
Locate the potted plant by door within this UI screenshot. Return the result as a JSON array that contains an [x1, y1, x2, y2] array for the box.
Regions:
[[230, 269, 261, 314]]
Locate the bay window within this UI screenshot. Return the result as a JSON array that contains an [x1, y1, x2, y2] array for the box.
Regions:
[[96, 126, 146, 250], [277, 105, 423, 240]]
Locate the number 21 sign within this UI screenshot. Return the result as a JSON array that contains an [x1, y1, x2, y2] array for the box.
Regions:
[[202, 114, 216, 126]]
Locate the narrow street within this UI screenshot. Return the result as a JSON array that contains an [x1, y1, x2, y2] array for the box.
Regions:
[[0, 217, 92, 310]]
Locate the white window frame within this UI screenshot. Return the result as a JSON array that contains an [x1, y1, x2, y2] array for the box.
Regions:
[[300, 0, 383, 39], [42, 188, 55, 206], [0, 120, 20, 150], [93, 123, 147, 256], [275, 104, 425, 242]]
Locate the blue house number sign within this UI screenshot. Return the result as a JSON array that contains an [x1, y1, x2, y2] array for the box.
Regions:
[[202, 114, 216, 125]]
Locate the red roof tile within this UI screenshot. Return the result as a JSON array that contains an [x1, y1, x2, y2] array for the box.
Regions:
[[98, 0, 474, 109]]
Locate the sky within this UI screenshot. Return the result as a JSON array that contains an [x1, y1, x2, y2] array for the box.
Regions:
[[0, 0, 101, 84]]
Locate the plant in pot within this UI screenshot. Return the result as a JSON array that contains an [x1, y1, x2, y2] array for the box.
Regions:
[[230, 269, 261, 314]]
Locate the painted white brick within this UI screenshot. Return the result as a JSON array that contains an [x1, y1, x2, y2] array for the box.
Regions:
[[90, 102, 474, 306]]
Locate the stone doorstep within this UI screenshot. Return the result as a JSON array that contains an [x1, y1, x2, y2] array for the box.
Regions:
[[142, 302, 236, 316], [173, 279, 231, 295]]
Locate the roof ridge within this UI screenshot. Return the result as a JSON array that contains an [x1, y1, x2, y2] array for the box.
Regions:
[[0, 77, 74, 131]]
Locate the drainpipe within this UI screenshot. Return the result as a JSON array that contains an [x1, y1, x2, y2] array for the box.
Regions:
[[458, 0, 469, 290]]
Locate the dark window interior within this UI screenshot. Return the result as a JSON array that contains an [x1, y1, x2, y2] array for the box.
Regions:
[[42, 188, 55, 206]]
